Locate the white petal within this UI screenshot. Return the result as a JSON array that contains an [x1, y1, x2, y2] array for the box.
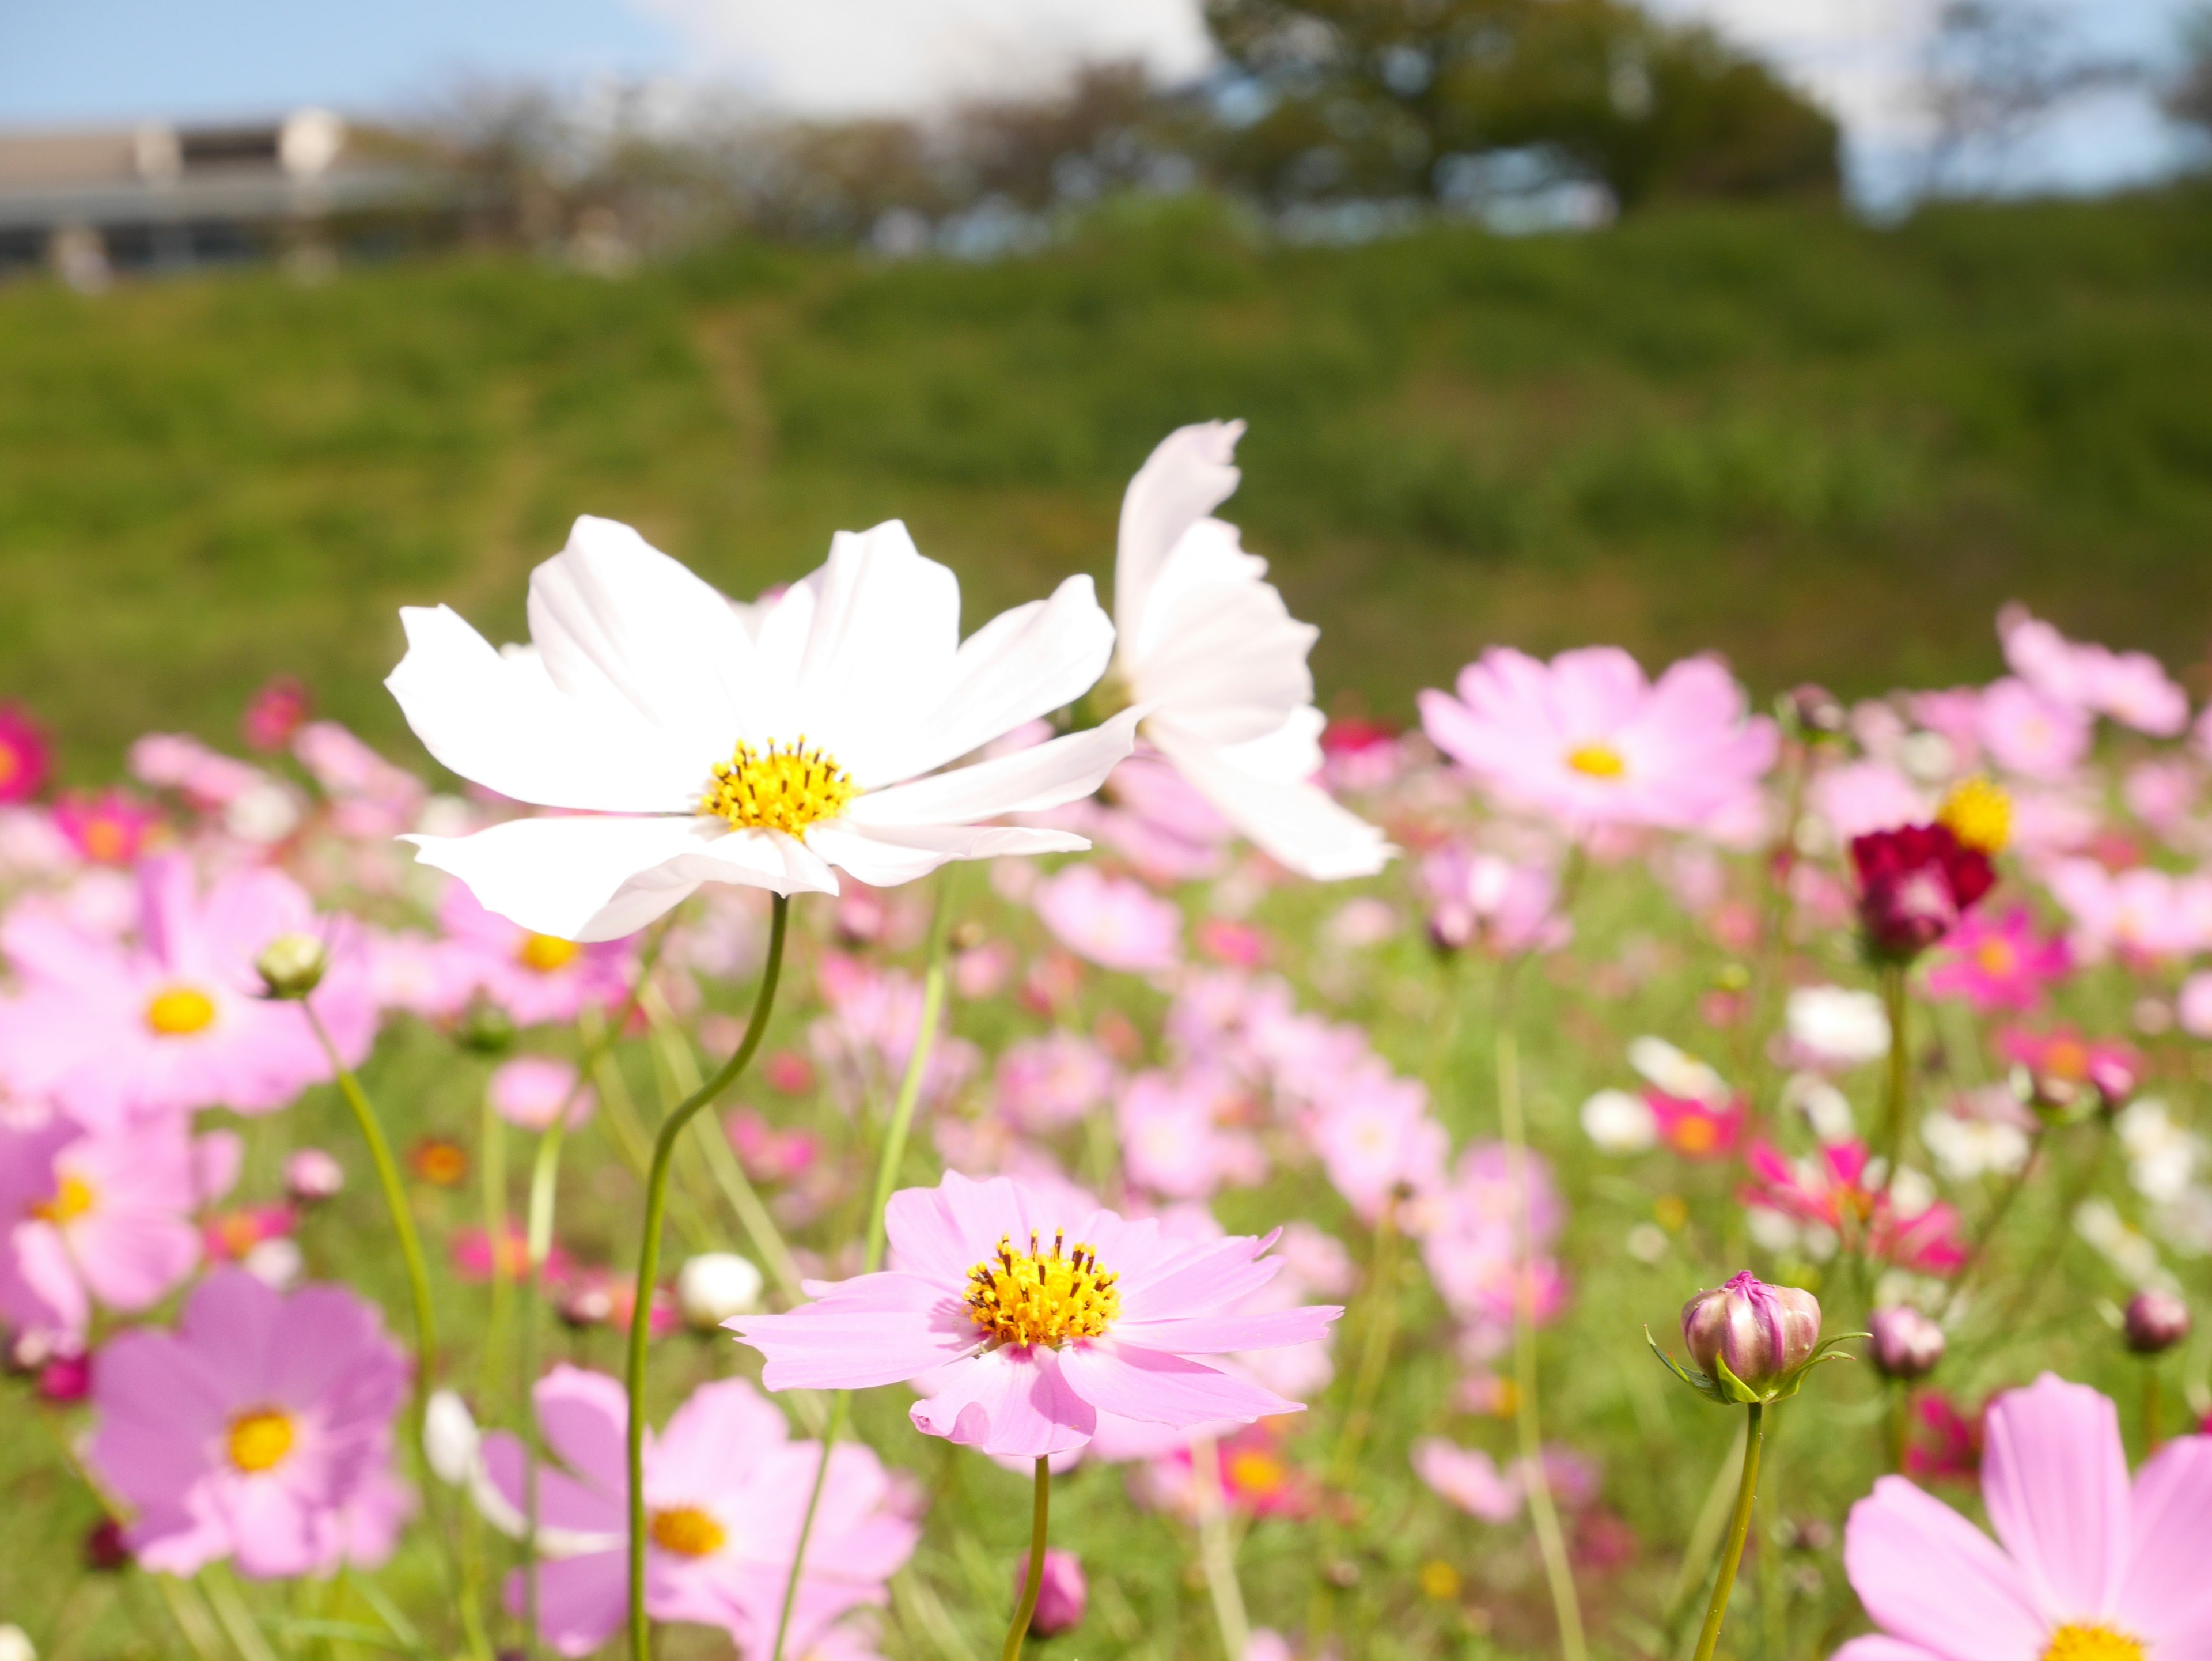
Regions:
[[807, 823, 1090, 888], [1115, 421, 1243, 647], [404, 814, 837, 941], [1127, 551, 1317, 746], [1218, 706, 1325, 784], [385, 606, 703, 812], [1150, 727, 1392, 881], [1127, 517, 1269, 665], [524, 516, 757, 758], [889, 576, 1115, 781], [846, 709, 1141, 830]]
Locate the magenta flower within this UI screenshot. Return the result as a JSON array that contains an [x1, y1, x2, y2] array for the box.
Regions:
[[0, 1111, 202, 1341], [52, 789, 162, 867], [1418, 646, 1776, 833], [0, 703, 52, 804], [1741, 1141, 1965, 1273], [243, 675, 312, 752], [729, 1172, 1342, 1459], [1838, 1374, 2212, 1661], [1032, 865, 1183, 974], [1926, 906, 2071, 1012], [436, 881, 631, 1028], [0, 857, 377, 1127], [478, 1365, 918, 1658], [86, 1269, 408, 1578]]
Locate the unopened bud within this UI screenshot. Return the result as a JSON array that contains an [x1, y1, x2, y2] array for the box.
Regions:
[[1866, 1306, 1945, 1382], [1681, 1272, 1823, 1395], [256, 932, 328, 998], [1786, 684, 1847, 740], [2124, 1289, 2191, 1356], [455, 997, 515, 1057], [676, 1253, 763, 1331], [284, 1148, 344, 1204], [559, 1284, 617, 1330], [1017, 1549, 1087, 1637]]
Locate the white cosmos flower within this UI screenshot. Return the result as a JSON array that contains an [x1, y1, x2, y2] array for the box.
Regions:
[[1109, 422, 1392, 881], [388, 515, 1139, 941]]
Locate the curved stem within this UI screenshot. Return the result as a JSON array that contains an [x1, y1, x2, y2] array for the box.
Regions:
[[626, 894, 789, 1661], [1002, 1458, 1052, 1661], [1691, 1402, 1766, 1661], [1493, 966, 1586, 1661]]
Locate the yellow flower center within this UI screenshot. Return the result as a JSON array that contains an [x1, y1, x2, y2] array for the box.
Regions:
[[1566, 742, 1627, 780], [964, 1231, 1120, 1349], [145, 986, 217, 1036], [227, 1408, 296, 1473], [517, 933, 581, 974], [1418, 1560, 1463, 1601], [2040, 1624, 2145, 1661], [1228, 1449, 1287, 1496], [1976, 939, 2018, 976], [649, 1505, 727, 1558], [699, 739, 856, 838], [1670, 1115, 1719, 1153], [1940, 775, 2012, 854], [81, 818, 131, 863], [32, 1174, 94, 1224]]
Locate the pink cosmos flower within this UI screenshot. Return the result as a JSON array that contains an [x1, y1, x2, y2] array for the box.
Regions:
[[1418, 647, 1777, 833], [1812, 762, 1929, 842], [995, 1034, 1118, 1132], [479, 1365, 918, 1658], [2002, 606, 2190, 736], [1069, 752, 1233, 885], [729, 1171, 1342, 1459], [1925, 906, 2071, 1012], [87, 1269, 408, 1578], [0, 703, 51, 804], [1838, 1374, 2212, 1661], [1997, 1027, 2142, 1110], [1741, 1141, 1965, 1273], [243, 676, 312, 752], [809, 954, 976, 1110], [2179, 972, 2212, 1040], [1032, 865, 1183, 974], [1306, 1066, 1449, 1222], [128, 732, 268, 811], [1646, 1091, 1745, 1159], [1117, 1069, 1266, 1201], [1135, 1420, 1317, 1520], [1413, 1144, 1568, 1343], [0, 857, 377, 1128], [1421, 844, 1571, 956], [488, 1056, 595, 1132], [0, 1111, 202, 1341], [53, 789, 162, 866], [437, 881, 631, 1027], [1413, 1438, 1522, 1522], [1977, 679, 2091, 781], [2046, 859, 2212, 964]]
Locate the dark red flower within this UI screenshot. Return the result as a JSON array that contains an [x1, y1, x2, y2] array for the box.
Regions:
[[1849, 823, 1995, 960]]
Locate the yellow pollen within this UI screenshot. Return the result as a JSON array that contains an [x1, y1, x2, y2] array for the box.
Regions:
[[649, 1505, 727, 1558], [1976, 939, 2018, 976], [699, 739, 856, 838], [145, 986, 217, 1036], [1940, 775, 2012, 854], [227, 1408, 296, 1473], [1566, 741, 1627, 780], [964, 1230, 1121, 1349], [2040, 1624, 2145, 1661], [32, 1174, 94, 1224], [1228, 1450, 1287, 1496], [518, 933, 582, 974]]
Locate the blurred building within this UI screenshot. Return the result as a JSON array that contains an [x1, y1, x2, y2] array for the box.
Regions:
[[0, 109, 455, 286]]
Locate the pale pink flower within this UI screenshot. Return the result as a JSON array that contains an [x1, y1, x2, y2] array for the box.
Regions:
[[1033, 865, 1182, 974], [1838, 1374, 2212, 1661], [1977, 678, 2091, 782], [1812, 762, 1928, 842], [995, 1034, 1118, 1132], [2181, 972, 2212, 1039], [1306, 1068, 1448, 1222], [1412, 1439, 1522, 1522], [128, 732, 267, 809], [479, 1365, 919, 1658], [1421, 843, 1570, 955], [0, 1111, 202, 1341], [436, 881, 632, 1027], [488, 1056, 594, 1132], [2124, 760, 2198, 835], [293, 721, 426, 840], [1118, 1070, 1266, 1200], [87, 1269, 408, 1578], [810, 955, 975, 1109], [2046, 858, 2212, 964], [0, 857, 376, 1128], [730, 1171, 1342, 1459], [1419, 646, 1776, 833], [1413, 1144, 1567, 1333], [2002, 606, 2190, 736], [365, 926, 469, 1019]]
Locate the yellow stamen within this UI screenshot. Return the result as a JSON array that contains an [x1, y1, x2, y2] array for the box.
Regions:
[[1566, 742, 1627, 780], [698, 739, 856, 838], [227, 1408, 296, 1473], [964, 1230, 1121, 1349], [32, 1174, 94, 1224], [2040, 1624, 2145, 1661], [517, 933, 581, 974], [1228, 1450, 1287, 1496], [648, 1505, 727, 1558], [1976, 939, 2018, 977], [1940, 775, 2012, 854], [145, 986, 216, 1036]]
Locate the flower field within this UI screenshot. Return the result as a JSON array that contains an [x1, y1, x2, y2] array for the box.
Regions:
[[5, 308, 2212, 1661]]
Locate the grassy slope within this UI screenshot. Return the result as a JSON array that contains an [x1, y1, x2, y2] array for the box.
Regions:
[[2, 189, 2211, 777]]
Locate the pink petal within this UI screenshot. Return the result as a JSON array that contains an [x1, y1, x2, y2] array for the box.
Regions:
[[2121, 1435, 2212, 1650], [1832, 1639, 1948, 1661], [513, 1549, 630, 1658], [1059, 1340, 1300, 1428], [533, 1365, 631, 1499], [179, 1268, 286, 1393], [650, 1376, 787, 1497], [1843, 1475, 2047, 1661], [1982, 1374, 2130, 1625], [480, 1433, 624, 1536], [730, 1274, 978, 1391], [908, 1348, 1096, 1458], [1115, 1306, 1342, 1356]]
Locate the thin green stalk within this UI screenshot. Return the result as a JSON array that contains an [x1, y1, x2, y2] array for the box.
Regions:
[[772, 888, 955, 1661], [152, 1576, 226, 1661], [1192, 1433, 1253, 1661], [626, 894, 789, 1661], [1661, 1420, 1747, 1643], [1326, 1202, 1401, 1486], [1494, 968, 1587, 1661], [1936, 1129, 2042, 1323], [1691, 1402, 1766, 1661], [1875, 964, 1911, 1182], [476, 1085, 511, 1405], [2145, 1363, 2163, 1454], [1002, 1458, 1052, 1661], [201, 1565, 281, 1661]]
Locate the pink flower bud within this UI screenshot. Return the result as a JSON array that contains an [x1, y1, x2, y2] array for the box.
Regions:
[[1681, 1272, 1822, 1394], [285, 1148, 345, 1204], [2124, 1289, 2191, 1356], [1867, 1306, 1945, 1382], [1017, 1548, 1087, 1638]]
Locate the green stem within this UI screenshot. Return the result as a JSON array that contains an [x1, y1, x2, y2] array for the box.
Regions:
[[1494, 967, 1587, 1661], [1691, 1402, 1765, 1661], [2145, 1364, 2162, 1455], [1192, 1433, 1252, 1661], [771, 886, 955, 1661], [1876, 964, 1911, 1182], [1326, 1202, 1401, 1486], [1002, 1458, 1052, 1661], [626, 894, 789, 1661], [476, 1084, 510, 1406]]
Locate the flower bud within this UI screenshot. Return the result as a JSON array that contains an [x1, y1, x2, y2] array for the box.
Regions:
[[676, 1253, 764, 1331], [256, 932, 328, 999], [1681, 1272, 1823, 1394], [84, 1518, 130, 1572], [285, 1148, 345, 1204], [2124, 1289, 2191, 1356], [1785, 684, 1847, 740], [1016, 1548, 1087, 1638], [1866, 1306, 1945, 1382]]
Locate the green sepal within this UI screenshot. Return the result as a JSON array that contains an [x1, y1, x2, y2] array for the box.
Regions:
[[1711, 1349, 1763, 1404], [1645, 1325, 1732, 1405]]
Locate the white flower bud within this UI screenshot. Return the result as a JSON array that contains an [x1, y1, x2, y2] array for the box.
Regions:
[[677, 1253, 764, 1330]]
